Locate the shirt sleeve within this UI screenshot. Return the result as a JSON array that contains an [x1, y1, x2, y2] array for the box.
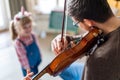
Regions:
[[14, 40, 30, 70]]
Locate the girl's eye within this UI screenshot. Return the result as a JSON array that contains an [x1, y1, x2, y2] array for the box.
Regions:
[[23, 24, 32, 29], [23, 27, 27, 29]]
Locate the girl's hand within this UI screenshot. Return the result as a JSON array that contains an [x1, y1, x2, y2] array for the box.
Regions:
[[51, 34, 70, 55], [23, 69, 33, 80]]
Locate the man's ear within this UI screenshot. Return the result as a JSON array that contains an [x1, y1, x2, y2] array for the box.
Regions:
[[83, 19, 93, 26]]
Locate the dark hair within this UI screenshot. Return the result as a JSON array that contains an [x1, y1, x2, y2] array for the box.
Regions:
[[68, 0, 114, 23]]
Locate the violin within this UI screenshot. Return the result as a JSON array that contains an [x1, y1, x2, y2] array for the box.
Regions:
[[32, 27, 102, 80], [32, 0, 104, 79]]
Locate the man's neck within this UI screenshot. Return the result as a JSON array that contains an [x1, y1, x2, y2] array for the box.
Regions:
[[96, 16, 120, 34]]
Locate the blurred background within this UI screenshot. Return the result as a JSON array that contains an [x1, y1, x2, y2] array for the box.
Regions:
[[0, 0, 120, 80]]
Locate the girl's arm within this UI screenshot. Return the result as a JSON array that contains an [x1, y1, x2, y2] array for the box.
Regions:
[[14, 40, 30, 70], [23, 69, 33, 80]]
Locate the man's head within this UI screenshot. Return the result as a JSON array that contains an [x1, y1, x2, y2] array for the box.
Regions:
[[68, 0, 114, 23]]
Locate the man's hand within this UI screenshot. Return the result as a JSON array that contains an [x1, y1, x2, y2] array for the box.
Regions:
[[51, 34, 70, 55]]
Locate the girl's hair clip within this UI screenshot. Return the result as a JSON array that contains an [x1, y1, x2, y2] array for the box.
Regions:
[[21, 6, 25, 15], [14, 6, 32, 22], [21, 6, 32, 17], [16, 17, 20, 21]]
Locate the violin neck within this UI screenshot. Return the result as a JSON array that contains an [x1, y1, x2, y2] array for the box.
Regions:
[[32, 65, 50, 80]]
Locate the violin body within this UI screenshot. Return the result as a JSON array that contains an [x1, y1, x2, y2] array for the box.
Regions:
[[32, 27, 102, 80]]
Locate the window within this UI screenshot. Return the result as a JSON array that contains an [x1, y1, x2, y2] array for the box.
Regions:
[[0, 4, 4, 27], [58, 0, 64, 8], [0, 0, 9, 29], [36, 0, 64, 14]]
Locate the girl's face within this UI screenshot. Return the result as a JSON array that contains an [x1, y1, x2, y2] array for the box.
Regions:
[[19, 22, 32, 36]]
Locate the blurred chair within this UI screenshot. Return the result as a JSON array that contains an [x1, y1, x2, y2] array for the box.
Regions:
[[49, 10, 78, 34]]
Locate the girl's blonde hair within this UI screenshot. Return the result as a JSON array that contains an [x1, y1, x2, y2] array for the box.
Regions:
[[9, 17, 32, 40], [9, 21, 18, 40], [9, 7, 32, 40]]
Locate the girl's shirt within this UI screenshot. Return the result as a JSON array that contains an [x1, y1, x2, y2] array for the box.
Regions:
[[14, 33, 41, 70]]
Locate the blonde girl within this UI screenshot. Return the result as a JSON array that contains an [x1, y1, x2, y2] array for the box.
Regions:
[[9, 7, 42, 76]]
